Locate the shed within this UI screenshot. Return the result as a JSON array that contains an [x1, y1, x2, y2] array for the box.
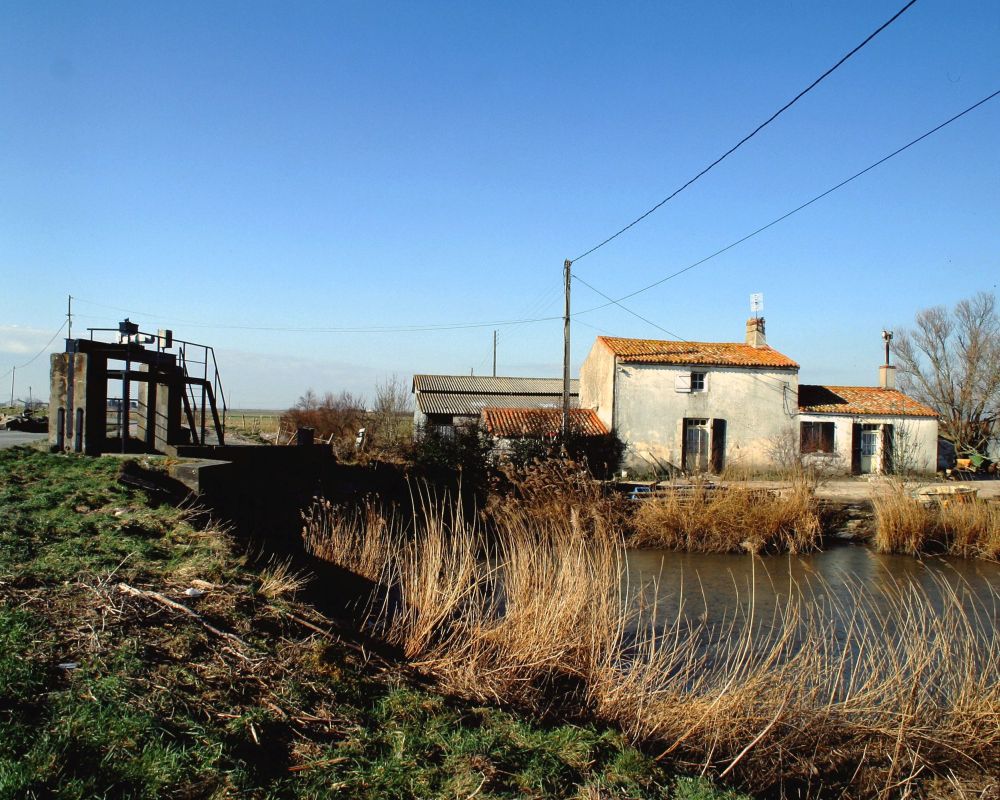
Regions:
[[412, 375, 579, 437]]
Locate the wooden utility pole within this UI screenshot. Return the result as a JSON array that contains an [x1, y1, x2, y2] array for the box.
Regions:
[[67, 295, 73, 341], [562, 259, 571, 437], [492, 330, 497, 377]]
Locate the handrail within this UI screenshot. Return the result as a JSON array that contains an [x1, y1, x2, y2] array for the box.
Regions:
[[86, 325, 227, 445]]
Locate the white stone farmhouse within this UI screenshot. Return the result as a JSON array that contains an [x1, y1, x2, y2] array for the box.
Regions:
[[580, 318, 798, 474], [579, 318, 939, 475]]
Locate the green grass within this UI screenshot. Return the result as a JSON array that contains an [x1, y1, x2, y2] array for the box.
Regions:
[[0, 448, 747, 800]]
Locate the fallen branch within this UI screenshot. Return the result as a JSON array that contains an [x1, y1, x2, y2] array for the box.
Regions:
[[117, 582, 259, 661]]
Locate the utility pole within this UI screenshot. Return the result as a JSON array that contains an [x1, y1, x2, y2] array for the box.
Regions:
[[9, 367, 14, 408], [492, 330, 497, 377], [67, 295, 73, 341], [562, 259, 571, 438]]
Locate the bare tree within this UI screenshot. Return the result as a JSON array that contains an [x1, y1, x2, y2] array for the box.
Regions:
[[892, 291, 1000, 453], [371, 374, 413, 447]]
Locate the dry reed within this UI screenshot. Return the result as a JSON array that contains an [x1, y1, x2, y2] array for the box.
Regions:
[[630, 481, 822, 554], [302, 496, 1000, 796], [257, 557, 311, 599], [872, 484, 1000, 559]]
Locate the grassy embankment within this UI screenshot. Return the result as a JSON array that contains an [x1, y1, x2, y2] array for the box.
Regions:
[[871, 483, 1000, 559], [304, 485, 1000, 799], [0, 448, 740, 800]]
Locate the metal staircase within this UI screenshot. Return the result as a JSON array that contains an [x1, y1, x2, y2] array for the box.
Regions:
[[177, 341, 227, 446]]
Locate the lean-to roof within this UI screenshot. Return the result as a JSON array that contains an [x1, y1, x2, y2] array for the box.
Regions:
[[798, 385, 938, 417]]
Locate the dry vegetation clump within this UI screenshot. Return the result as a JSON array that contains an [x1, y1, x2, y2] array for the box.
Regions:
[[256, 557, 311, 599], [301, 497, 400, 583], [280, 389, 365, 451], [630, 482, 821, 554], [872, 484, 1000, 559], [486, 459, 627, 540], [303, 497, 1000, 797]]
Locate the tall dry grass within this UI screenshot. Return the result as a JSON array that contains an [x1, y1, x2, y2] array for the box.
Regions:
[[630, 482, 822, 554], [487, 458, 626, 538], [302, 497, 1000, 796], [872, 484, 1000, 559]]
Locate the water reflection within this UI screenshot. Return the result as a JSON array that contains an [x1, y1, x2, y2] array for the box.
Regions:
[[624, 543, 999, 644]]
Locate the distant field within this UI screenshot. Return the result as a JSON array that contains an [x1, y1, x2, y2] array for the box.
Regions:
[[225, 409, 283, 435]]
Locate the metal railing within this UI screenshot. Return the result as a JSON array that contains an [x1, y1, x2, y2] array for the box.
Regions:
[[86, 325, 228, 446]]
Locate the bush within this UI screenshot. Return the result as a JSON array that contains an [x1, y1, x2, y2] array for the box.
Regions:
[[411, 425, 493, 492], [280, 389, 364, 452]]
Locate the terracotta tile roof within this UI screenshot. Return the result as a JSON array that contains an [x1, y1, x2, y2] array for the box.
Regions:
[[481, 407, 609, 438], [798, 385, 938, 417], [597, 336, 798, 369]]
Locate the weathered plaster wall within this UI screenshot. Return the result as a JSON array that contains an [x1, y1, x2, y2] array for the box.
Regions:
[[614, 363, 798, 472], [578, 340, 616, 431], [798, 413, 938, 475]]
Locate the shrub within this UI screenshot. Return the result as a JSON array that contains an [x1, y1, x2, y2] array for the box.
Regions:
[[280, 389, 364, 452]]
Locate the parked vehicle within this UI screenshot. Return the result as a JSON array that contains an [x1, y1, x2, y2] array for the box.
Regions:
[[1, 406, 48, 432]]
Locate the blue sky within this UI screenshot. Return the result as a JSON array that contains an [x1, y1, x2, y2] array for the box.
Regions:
[[2, 1, 998, 408]]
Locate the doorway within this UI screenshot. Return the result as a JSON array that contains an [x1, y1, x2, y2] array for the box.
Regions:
[[859, 424, 879, 473], [683, 418, 709, 473]]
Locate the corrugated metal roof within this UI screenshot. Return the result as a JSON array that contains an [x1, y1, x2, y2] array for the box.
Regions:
[[798, 385, 938, 417], [482, 407, 608, 438], [417, 392, 579, 416], [597, 336, 799, 369], [413, 375, 579, 394]]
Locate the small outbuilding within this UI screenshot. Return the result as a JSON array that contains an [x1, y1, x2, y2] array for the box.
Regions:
[[412, 375, 579, 437], [798, 378, 939, 475]]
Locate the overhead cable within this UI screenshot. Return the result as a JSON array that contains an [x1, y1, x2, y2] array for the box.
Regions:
[[571, 0, 920, 263], [71, 297, 560, 335], [0, 321, 68, 381], [574, 88, 1000, 316]]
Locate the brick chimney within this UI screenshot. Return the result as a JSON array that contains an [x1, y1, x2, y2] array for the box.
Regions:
[[745, 317, 766, 348]]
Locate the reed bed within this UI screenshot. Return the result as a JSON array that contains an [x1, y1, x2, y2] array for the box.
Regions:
[[872, 484, 1000, 559], [302, 498, 1000, 797], [630, 481, 822, 554]]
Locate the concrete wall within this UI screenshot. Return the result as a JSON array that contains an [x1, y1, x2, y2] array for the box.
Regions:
[[798, 413, 938, 475], [579, 339, 617, 431], [612, 362, 797, 473]]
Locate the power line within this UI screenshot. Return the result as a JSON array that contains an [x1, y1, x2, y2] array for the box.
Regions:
[[71, 297, 561, 335], [572, 276, 794, 401], [573, 88, 1000, 316], [0, 321, 68, 381], [573, 274, 685, 340], [572, 0, 919, 264]]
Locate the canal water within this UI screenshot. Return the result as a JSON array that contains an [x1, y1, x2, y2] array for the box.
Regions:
[[624, 543, 999, 643]]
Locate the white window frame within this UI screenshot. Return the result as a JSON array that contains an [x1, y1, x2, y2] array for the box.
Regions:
[[690, 371, 706, 392]]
